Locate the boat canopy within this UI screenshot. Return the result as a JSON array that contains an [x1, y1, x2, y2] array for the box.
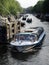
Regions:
[[32, 27, 44, 38], [15, 33, 36, 41]]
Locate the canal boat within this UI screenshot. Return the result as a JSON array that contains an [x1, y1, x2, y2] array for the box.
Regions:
[[10, 27, 45, 53], [26, 18, 32, 23]]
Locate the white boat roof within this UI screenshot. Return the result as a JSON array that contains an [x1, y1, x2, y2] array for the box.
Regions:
[[16, 32, 34, 35]]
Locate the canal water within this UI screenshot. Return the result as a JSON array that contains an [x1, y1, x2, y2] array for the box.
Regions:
[[0, 15, 49, 65]]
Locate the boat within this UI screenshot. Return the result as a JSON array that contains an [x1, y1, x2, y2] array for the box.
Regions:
[[10, 27, 45, 53], [26, 18, 32, 23]]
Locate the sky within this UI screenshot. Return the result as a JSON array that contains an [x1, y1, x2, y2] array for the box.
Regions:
[[16, 0, 39, 8]]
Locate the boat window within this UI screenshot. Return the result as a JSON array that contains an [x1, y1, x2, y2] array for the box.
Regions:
[[15, 34, 35, 41], [36, 28, 44, 38]]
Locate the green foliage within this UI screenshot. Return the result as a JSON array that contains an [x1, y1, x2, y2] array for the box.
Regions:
[[0, 0, 22, 16], [42, 0, 49, 14], [32, 1, 44, 13], [32, 0, 49, 14]]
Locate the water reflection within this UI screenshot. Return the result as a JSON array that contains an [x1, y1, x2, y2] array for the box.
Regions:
[[0, 45, 8, 65], [0, 45, 7, 54], [11, 47, 41, 61]]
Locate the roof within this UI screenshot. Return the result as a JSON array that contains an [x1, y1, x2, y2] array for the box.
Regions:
[[17, 32, 32, 35], [24, 28, 36, 32]]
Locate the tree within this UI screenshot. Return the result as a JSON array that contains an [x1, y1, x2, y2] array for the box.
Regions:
[[42, 0, 49, 14], [0, 0, 23, 16], [32, 1, 44, 13]]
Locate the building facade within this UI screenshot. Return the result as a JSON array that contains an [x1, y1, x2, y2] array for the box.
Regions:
[[0, 16, 21, 42]]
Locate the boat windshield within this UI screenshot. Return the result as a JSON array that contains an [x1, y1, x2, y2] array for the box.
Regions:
[[15, 33, 35, 41]]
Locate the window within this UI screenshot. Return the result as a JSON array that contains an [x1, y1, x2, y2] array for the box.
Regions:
[[17, 21, 20, 25], [12, 29, 14, 33], [12, 35, 14, 38], [12, 24, 14, 27], [18, 26, 20, 29]]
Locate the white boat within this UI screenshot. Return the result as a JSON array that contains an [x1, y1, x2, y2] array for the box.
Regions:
[[10, 27, 45, 53]]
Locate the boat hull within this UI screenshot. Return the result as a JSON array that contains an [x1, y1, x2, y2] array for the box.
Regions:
[[10, 32, 45, 53], [10, 44, 35, 53]]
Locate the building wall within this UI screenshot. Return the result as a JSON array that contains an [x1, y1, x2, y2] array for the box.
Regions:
[[6, 20, 21, 40], [0, 16, 21, 42], [0, 26, 7, 43]]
